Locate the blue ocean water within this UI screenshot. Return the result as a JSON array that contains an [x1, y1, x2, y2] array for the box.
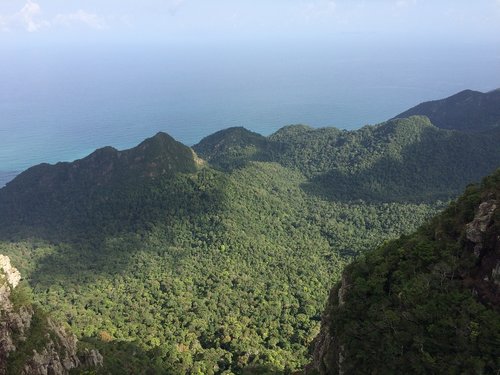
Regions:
[[1, 40, 499, 186]]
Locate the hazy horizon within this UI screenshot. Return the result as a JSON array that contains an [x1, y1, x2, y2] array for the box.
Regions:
[[1, 1, 500, 186]]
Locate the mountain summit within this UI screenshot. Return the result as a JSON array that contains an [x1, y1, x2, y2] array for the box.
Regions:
[[0, 132, 203, 238], [393, 89, 500, 133], [4, 131, 199, 192]]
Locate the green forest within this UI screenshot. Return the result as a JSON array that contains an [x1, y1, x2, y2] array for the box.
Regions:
[[308, 169, 500, 374], [1, 114, 500, 374]]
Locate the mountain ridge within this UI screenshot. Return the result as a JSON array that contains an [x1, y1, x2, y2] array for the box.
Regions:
[[0, 131, 204, 240], [3, 87, 500, 190], [1, 88, 500, 373], [194, 115, 500, 202], [2, 112, 500, 240], [4, 131, 198, 191], [393, 88, 500, 133]]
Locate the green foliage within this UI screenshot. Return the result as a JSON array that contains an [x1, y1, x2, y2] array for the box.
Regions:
[[6, 306, 50, 375], [192, 127, 274, 170], [194, 116, 500, 202], [321, 169, 500, 374], [9, 282, 34, 309], [0, 161, 439, 373], [0, 131, 199, 238], [4, 116, 497, 373]]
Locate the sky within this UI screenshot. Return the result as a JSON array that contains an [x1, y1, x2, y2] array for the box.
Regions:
[[0, 0, 500, 44]]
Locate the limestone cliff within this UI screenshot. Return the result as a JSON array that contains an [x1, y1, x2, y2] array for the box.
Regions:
[[0, 255, 102, 375]]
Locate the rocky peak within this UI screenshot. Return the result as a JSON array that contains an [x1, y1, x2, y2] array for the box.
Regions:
[[463, 198, 500, 307], [0, 255, 102, 375], [0, 255, 21, 289]]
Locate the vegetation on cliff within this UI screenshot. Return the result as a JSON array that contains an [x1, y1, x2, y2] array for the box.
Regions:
[[307, 169, 500, 374], [1, 255, 102, 375]]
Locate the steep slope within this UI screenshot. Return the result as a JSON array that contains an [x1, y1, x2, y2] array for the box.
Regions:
[[195, 116, 500, 202], [1, 255, 102, 375], [393, 89, 500, 133], [306, 169, 500, 374]]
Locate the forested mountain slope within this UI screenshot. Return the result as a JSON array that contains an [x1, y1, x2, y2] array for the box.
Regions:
[[306, 169, 500, 375], [0, 127, 444, 373], [0, 131, 202, 239], [194, 116, 500, 202], [1, 89, 499, 373], [393, 88, 500, 133], [0, 162, 437, 374]]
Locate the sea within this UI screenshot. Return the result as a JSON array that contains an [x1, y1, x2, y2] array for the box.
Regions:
[[1, 39, 499, 187]]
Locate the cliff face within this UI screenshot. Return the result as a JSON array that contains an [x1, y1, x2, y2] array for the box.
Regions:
[[0, 255, 102, 375], [464, 199, 500, 307], [306, 170, 500, 374]]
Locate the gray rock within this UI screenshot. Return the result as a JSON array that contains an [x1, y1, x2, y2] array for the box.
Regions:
[[465, 200, 497, 256], [0, 254, 102, 375]]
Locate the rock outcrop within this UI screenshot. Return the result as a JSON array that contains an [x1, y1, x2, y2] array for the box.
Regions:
[[304, 285, 341, 375], [0, 255, 21, 289], [0, 255, 102, 375], [463, 198, 500, 307]]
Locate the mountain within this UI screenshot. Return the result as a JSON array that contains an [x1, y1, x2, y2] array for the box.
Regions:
[[4, 114, 499, 240], [393, 89, 500, 133], [305, 169, 500, 374], [195, 116, 500, 202], [191, 126, 273, 170], [0, 129, 443, 373], [3, 131, 199, 193], [1, 89, 500, 373], [1, 255, 102, 374], [0, 132, 204, 239]]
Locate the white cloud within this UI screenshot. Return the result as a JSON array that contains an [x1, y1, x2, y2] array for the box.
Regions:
[[18, 0, 49, 32], [54, 10, 107, 30], [0, 1, 107, 33]]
